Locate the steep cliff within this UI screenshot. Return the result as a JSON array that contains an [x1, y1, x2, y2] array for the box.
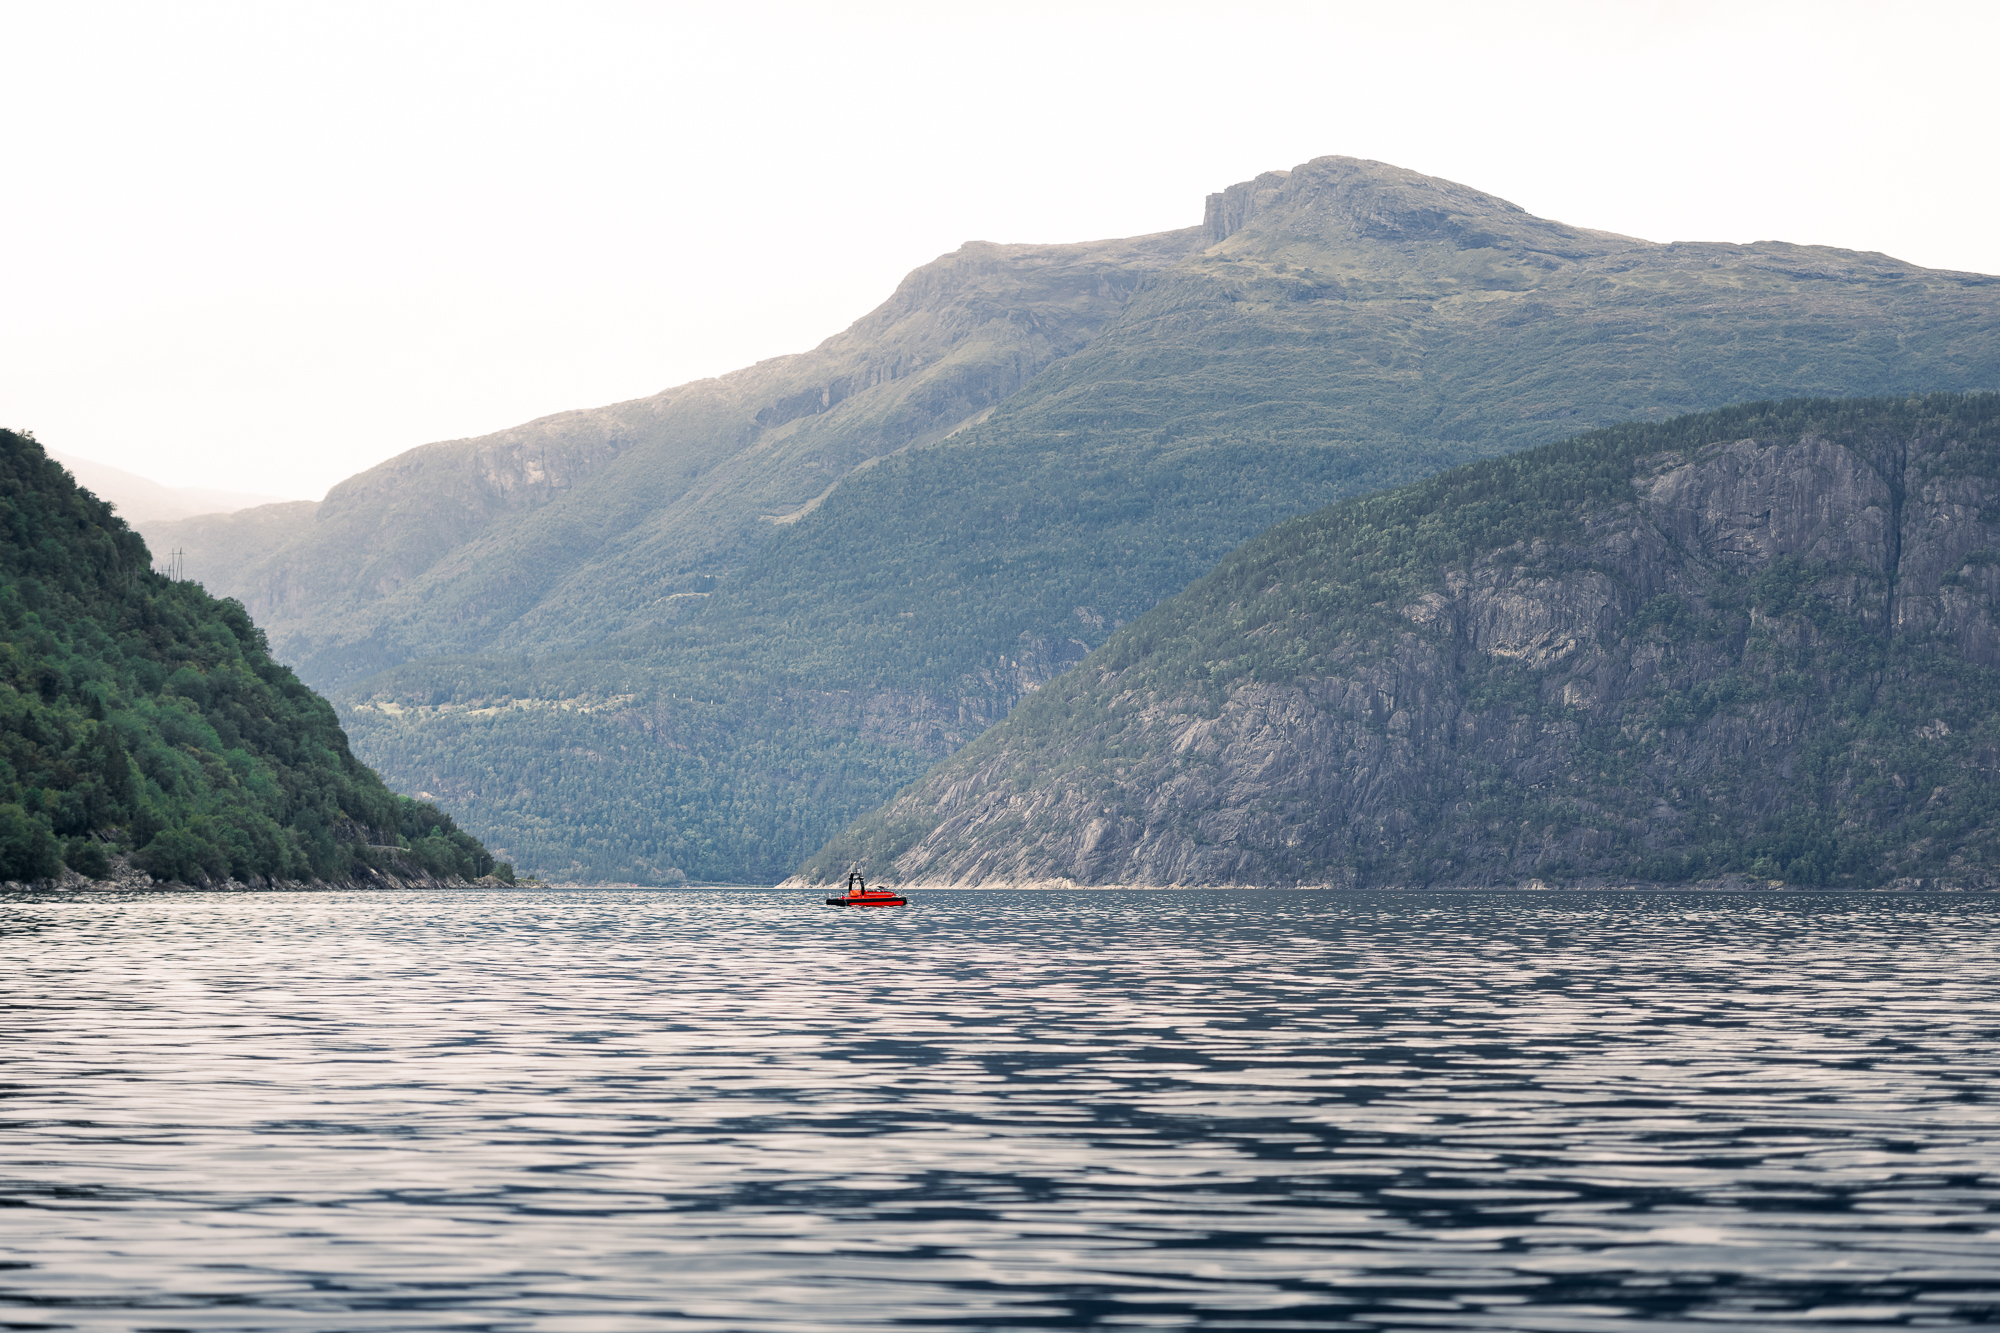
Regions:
[[803, 395, 2000, 890]]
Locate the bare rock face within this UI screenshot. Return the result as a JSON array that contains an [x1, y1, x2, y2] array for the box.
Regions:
[[1203, 170, 1293, 243], [811, 396, 2000, 889], [1642, 437, 1898, 577]]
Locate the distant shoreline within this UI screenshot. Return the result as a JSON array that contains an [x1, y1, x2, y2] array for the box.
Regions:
[[12, 881, 1990, 896]]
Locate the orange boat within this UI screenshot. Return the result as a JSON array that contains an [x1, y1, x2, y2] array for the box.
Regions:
[[825, 870, 907, 907]]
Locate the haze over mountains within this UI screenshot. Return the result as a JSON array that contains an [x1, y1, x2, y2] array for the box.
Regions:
[[142, 156, 2000, 882], [51, 451, 287, 525]]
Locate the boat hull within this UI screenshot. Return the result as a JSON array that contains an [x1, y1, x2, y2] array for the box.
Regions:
[[825, 895, 907, 907]]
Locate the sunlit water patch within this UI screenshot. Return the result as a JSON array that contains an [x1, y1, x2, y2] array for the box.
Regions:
[[1, 887, 1995, 1330]]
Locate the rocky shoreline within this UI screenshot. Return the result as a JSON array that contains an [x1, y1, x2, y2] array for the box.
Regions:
[[4, 852, 533, 894]]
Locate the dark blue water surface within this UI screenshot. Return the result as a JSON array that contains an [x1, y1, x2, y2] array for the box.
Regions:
[[1, 887, 1996, 1331]]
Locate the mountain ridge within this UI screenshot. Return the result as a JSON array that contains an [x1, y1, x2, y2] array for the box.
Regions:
[[143, 227, 1201, 687]]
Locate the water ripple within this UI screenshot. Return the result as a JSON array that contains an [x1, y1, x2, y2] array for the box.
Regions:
[[0, 888, 1995, 1329]]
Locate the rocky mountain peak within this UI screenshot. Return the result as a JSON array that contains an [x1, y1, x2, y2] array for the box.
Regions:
[[1202, 155, 1629, 263], [1202, 169, 1292, 243]]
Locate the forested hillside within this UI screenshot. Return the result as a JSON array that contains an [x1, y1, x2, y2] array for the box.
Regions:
[[183, 156, 2000, 881], [0, 429, 507, 885], [804, 395, 2000, 890]]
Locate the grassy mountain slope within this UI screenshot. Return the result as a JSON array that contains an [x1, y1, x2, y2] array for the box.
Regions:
[[339, 160, 2000, 882], [0, 429, 506, 886], [804, 394, 2000, 889], [142, 229, 1201, 689]]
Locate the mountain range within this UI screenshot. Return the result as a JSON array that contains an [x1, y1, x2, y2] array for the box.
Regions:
[[139, 156, 2000, 882]]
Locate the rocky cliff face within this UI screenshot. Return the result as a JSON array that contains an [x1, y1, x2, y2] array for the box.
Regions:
[[806, 395, 2000, 889]]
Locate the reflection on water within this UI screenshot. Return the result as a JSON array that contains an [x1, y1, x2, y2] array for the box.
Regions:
[[0, 887, 1995, 1330]]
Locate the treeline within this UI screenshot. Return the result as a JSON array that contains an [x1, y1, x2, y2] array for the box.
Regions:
[[0, 428, 510, 884], [346, 691, 933, 883]]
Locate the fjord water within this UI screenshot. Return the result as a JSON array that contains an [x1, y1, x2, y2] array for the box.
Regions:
[[3, 889, 1996, 1331]]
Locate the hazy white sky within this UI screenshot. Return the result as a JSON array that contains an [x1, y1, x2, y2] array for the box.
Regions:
[[4, 0, 1995, 499]]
